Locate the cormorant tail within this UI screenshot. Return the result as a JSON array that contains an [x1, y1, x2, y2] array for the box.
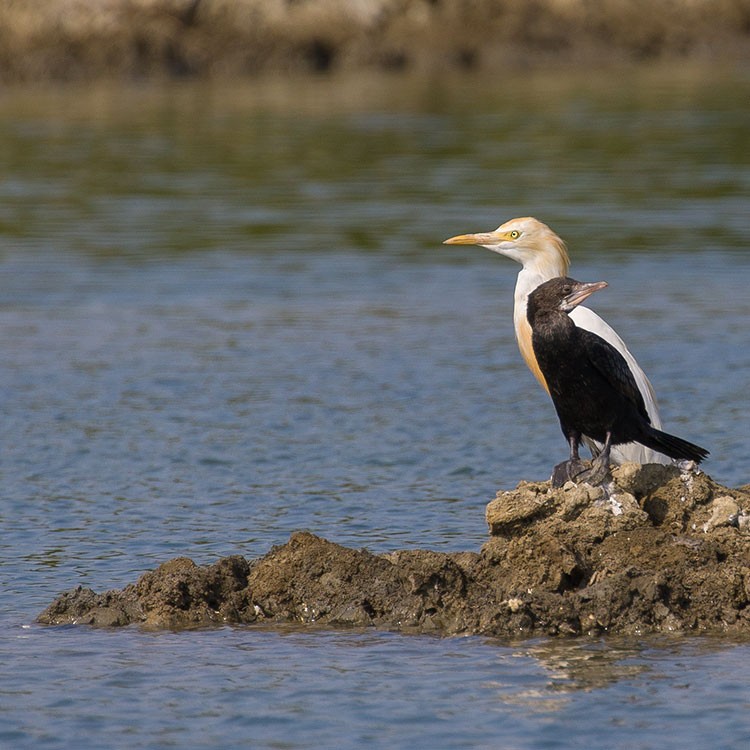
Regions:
[[642, 427, 709, 464]]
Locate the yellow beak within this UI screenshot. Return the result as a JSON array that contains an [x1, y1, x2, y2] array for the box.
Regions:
[[443, 231, 504, 246]]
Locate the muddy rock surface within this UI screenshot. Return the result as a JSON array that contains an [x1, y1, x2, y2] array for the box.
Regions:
[[39, 464, 750, 638]]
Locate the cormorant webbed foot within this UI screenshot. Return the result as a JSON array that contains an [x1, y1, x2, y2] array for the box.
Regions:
[[550, 454, 612, 489], [574, 452, 612, 487], [551, 458, 590, 488]]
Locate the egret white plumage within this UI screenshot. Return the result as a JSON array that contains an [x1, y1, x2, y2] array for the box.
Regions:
[[444, 216, 670, 465]]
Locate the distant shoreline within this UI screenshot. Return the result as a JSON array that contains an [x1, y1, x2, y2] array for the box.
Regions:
[[2, 0, 749, 82]]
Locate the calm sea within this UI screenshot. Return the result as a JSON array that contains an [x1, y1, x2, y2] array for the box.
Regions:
[[1, 67, 749, 748]]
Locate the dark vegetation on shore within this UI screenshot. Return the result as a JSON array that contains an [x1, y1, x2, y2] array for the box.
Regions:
[[2, 0, 750, 82]]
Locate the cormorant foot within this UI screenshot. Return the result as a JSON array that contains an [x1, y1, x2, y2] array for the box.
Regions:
[[551, 458, 590, 488], [550, 455, 612, 488], [573, 453, 612, 487]]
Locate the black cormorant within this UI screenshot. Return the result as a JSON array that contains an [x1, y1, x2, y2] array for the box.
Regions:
[[526, 277, 708, 487]]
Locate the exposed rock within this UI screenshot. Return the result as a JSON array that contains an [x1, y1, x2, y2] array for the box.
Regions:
[[38, 464, 750, 638], [703, 496, 742, 533]]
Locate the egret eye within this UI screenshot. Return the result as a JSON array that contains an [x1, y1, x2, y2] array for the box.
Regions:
[[509, 230, 520, 239]]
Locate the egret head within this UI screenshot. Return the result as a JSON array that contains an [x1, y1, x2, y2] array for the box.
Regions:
[[443, 217, 570, 277]]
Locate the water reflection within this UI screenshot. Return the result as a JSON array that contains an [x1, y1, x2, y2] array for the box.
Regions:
[[2, 68, 748, 262], [488, 633, 750, 716]]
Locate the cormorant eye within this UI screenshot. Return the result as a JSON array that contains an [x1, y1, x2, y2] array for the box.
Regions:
[[509, 230, 520, 239]]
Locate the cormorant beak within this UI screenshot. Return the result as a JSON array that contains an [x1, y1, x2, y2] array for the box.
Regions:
[[443, 231, 503, 246], [561, 281, 608, 312]]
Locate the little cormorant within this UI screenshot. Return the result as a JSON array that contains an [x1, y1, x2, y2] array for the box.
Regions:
[[526, 277, 708, 487]]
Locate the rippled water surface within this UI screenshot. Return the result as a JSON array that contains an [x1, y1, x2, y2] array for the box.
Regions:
[[1, 67, 749, 748]]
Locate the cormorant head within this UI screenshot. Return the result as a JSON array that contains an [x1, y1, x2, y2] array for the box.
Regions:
[[443, 217, 570, 277], [527, 277, 608, 322], [558, 278, 608, 312]]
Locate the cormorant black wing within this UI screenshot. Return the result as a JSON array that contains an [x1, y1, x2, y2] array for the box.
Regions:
[[578, 328, 651, 423]]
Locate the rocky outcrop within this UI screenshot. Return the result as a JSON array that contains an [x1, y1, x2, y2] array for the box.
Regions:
[[38, 464, 750, 638]]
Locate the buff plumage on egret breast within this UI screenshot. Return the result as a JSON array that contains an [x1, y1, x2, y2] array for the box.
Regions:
[[444, 217, 671, 466]]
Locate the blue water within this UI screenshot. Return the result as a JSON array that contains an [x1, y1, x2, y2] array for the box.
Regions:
[[1, 70, 749, 747], [3, 627, 749, 750]]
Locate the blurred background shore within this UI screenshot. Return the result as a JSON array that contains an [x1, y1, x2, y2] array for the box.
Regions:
[[2, 0, 749, 82]]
